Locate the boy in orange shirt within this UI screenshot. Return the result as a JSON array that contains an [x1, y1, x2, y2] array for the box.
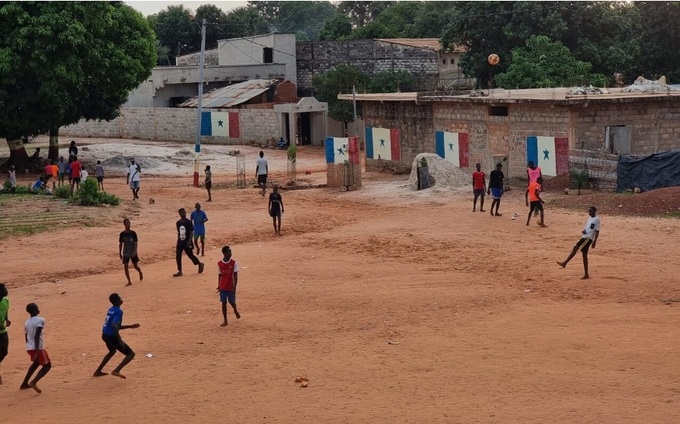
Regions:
[[525, 177, 545, 226]]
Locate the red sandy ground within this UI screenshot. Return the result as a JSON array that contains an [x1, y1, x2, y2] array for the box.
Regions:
[[1, 149, 679, 423]]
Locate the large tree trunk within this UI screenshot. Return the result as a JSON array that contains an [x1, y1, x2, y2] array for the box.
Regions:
[[6, 138, 30, 172], [48, 128, 59, 161]]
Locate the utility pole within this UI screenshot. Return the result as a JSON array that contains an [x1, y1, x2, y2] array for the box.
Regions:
[[352, 85, 358, 137], [193, 19, 206, 187]]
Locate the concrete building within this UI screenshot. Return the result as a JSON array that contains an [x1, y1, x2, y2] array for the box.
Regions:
[[296, 38, 474, 97], [340, 88, 680, 189], [125, 33, 296, 107]]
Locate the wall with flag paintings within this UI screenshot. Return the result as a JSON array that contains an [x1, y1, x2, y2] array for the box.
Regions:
[[62, 107, 279, 144]]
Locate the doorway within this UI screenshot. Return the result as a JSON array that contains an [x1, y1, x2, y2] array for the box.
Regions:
[[298, 112, 312, 145]]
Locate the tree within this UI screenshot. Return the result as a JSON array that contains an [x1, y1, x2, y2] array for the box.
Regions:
[[495, 35, 593, 89], [154, 5, 198, 64], [156, 40, 172, 66], [635, 2, 680, 82], [0, 2, 156, 168], [338, 1, 393, 27], [223, 7, 270, 39], [275, 2, 337, 41], [319, 13, 353, 41], [347, 1, 425, 39], [246, 1, 282, 24], [195, 4, 228, 49], [368, 70, 415, 93], [312, 65, 368, 131]]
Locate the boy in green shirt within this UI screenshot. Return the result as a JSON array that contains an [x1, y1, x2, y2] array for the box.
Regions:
[[0, 283, 10, 385]]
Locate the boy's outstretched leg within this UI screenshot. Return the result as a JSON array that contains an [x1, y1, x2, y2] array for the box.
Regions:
[[111, 350, 135, 379], [557, 246, 579, 269]]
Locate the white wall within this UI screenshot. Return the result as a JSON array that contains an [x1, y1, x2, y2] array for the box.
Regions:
[[217, 34, 297, 84]]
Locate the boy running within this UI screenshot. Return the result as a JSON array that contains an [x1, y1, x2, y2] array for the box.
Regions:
[[205, 165, 212, 202], [487, 163, 504, 216], [525, 176, 545, 226], [95, 160, 105, 191], [190, 203, 208, 257], [174, 208, 204, 277], [0, 283, 10, 385], [217, 246, 241, 327], [268, 185, 284, 236], [119, 219, 143, 286], [557, 206, 601, 279], [472, 163, 486, 212], [20, 303, 51, 393], [93, 293, 140, 379]]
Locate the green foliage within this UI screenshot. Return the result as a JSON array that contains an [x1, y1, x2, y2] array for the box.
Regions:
[[312, 64, 368, 124], [195, 4, 228, 49], [222, 7, 270, 39], [53, 185, 71, 199], [74, 178, 121, 206], [368, 70, 415, 93], [0, 2, 156, 140], [635, 2, 680, 82], [319, 13, 353, 41], [276, 2, 337, 41], [495, 35, 594, 89], [338, 1, 393, 27], [287, 144, 297, 163], [570, 168, 589, 195], [154, 5, 199, 61]]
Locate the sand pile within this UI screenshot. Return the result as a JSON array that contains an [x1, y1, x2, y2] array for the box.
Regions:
[[406, 153, 470, 191], [101, 155, 163, 170]]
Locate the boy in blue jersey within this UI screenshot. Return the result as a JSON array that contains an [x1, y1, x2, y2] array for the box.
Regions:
[[93, 293, 140, 379], [190, 202, 208, 257]]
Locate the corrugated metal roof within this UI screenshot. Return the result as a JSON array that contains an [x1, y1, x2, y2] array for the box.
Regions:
[[180, 79, 279, 108], [376, 38, 466, 53], [337, 92, 419, 102]]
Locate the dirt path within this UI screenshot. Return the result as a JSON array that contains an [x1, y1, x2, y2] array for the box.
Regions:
[[1, 140, 679, 423]]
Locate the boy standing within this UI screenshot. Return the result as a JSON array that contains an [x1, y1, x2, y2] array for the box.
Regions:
[[7, 165, 16, 193], [268, 185, 284, 236], [93, 293, 140, 379], [525, 176, 546, 226], [217, 246, 241, 327], [487, 163, 504, 216], [205, 165, 212, 202], [190, 203, 208, 257], [126, 159, 141, 200], [70, 155, 82, 196], [174, 208, 204, 277], [0, 283, 10, 385], [472, 163, 486, 212], [557, 207, 601, 279], [57, 157, 67, 186], [119, 219, 143, 286], [95, 160, 105, 191], [256, 151, 268, 196], [20, 303, 51, 393]]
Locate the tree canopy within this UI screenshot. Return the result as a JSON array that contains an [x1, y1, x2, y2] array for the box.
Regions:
[[0, 2, 156, 164]]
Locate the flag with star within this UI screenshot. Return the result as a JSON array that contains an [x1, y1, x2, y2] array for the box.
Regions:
[[325, 137, 349, 164], [365, 127, 400, 161], [435, 131, 470, 167], [200, 111, 240, 137], [526, 136, 569, 176]]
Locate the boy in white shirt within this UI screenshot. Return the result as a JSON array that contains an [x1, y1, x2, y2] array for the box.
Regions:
[[557, 206, 601, 279], [20, 303, 51, 393]]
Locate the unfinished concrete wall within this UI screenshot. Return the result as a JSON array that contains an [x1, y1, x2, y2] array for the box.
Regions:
[[61, 107, 279, 144]]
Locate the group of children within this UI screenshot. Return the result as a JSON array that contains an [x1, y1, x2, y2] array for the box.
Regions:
[[471, 160, 601, 280]]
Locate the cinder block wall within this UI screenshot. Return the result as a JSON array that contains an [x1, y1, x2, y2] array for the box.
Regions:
[[61, 107, 279, 144]]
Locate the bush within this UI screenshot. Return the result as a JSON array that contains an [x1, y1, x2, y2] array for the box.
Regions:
[[75, 178, 121, 206], [53, 185, 71, 199]]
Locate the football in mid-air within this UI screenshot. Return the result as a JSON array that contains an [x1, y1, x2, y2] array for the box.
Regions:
[[564, 188, 569, 195], [633, 187, 641, 194], [488, 53, 500, 66]]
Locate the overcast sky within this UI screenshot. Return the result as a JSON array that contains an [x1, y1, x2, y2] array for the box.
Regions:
[[126, 1, 249, 16]]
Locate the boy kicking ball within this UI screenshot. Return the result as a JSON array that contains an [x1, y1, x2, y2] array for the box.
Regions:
[[93, 293, 140, 379], [217, 246, 241, 327]]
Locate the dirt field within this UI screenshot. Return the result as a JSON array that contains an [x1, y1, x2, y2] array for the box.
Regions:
[[1, 138, 679, 423]]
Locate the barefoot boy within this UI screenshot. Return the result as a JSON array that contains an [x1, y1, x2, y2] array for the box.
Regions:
[[0, 283, 10, 385], [268, 185, 284, 236], [205, 165, 212, 202], [93, 293, 140, 379], [217, 246, 241, 327], [557, 206, 601, 279], [525, 176, 545, 226], [20, 303, 51, 393], [119, 219, 143, 286]]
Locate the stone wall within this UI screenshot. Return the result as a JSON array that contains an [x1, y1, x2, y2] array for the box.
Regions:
[[61, 107, 279, 144], [296, 40, 439, 96]]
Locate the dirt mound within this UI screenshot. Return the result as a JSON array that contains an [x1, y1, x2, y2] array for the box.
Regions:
[[406, 153, 470, 191], [550, 186, 680, 217], [101, 155, 162, 170]]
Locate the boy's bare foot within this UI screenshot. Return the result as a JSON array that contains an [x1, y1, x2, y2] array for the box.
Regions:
[[125, 282, 132, 287], [220, 322, 228, 327], [29, 383, 41, 393], [198, 263, 205, 274], [201, 252, 205, 257], [173, 272, 183, 277], [0, 375, 2, 385], [139, 271, 143, 281], [111, 371, 126, 379], [235, 311, 241, 319], [556, 261, 566, 268], [581, 275, 590, 280], [93, 371, 108, 377], [20, 383, 30, 390], [495, 213, 502, 216], [480, 209, 486, 212]]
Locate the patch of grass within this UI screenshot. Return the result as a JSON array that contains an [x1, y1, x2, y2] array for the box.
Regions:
[[655, 211, 680, 219], [3, 223, 53, 239]]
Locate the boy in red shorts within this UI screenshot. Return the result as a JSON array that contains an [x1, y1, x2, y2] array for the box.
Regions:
[[217, 246, 241, 327], [20, 303, 51, 393]]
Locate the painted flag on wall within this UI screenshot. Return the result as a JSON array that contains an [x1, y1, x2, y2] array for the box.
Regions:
[[325, 137, 349, 164], [435, 131, 470, 167], [365, 127, 400, 161], [526, 136, 569, 176], [200, 111, 240, 138]]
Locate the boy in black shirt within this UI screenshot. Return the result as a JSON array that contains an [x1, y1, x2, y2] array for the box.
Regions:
[[119, 219, 143, 286], [174, 208, 204, 277], [487, 163, 505, 216], [268, 185, 284, 236]]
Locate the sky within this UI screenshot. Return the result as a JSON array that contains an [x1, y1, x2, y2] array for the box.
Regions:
[[126, 1, 249, 16]]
